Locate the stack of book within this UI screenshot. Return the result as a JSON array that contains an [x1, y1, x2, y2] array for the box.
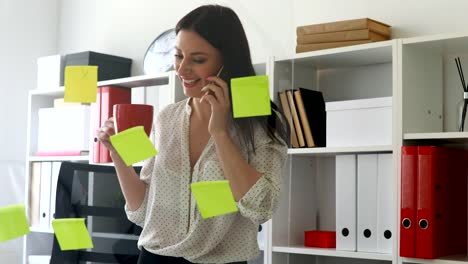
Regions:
[[296, 18, 391, 53], [278, 88, 326, 148]]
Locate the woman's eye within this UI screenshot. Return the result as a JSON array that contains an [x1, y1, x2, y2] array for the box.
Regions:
[[174, 54, 183, 59], [193, 58, 206, 64]]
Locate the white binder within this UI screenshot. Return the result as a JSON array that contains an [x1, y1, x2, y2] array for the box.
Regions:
[[377, 153, 394, 253], [357, 154, 378, 252], [49, 161, 62, 228], [39, 162, 52, 229], [335, 154, 357, 251]]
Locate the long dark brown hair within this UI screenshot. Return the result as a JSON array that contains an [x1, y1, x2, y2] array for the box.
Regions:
[[176, 5, 289, 152]]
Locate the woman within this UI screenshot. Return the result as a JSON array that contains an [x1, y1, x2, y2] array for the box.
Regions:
[[98, 4, 288, 264]]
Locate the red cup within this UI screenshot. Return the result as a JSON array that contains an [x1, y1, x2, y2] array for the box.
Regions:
[[113, 104, 153, 136]]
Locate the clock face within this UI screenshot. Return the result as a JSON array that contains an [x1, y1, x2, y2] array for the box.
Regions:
[[143, 28, 176, 75]]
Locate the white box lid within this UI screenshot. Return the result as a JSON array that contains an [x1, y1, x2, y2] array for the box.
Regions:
[[326, 96, 392, 111]]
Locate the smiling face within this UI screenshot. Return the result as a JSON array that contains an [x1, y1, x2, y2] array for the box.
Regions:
[[174, 30, 223, 98]]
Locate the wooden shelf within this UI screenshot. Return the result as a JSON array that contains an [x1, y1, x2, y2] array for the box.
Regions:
[[272, 245, 392, 261], [288, 145, 393, 156]]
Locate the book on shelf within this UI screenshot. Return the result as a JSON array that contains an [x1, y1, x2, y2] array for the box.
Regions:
[[28, 162, 41, 226], [297, 18, 391, 37], [293, 88, 326, 147], [297, 28, 388, 44], [278, 91, 299, 148], [296, 40, 373, 53], [286, 90, 306, 147]]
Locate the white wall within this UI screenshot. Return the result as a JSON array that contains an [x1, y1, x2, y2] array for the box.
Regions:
[[57, 0, 468, 76], [0, 0, 60, 262], [58, 0, 294, 75]]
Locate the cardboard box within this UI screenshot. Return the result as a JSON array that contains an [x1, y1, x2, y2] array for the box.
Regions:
[[64, 51, 132, 84], [326, 97, 392, 147]]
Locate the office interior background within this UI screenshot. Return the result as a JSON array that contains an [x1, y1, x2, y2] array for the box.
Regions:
[[1, 0, 468, 262]]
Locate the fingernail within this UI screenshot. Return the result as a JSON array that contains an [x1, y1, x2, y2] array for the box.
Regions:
[[206, 76, 213, 80]]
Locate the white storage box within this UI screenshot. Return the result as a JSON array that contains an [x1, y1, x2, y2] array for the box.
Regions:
[[326, 97, 392, 147], [28, 255, 51, 264], [36, 105, 90, 155], [37, 54, 64, 90]]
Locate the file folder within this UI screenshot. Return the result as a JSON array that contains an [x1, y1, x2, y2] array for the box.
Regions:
[[416, 146, 467, 259], [91, 86, 131, 163], [376, 153, 393, 254], [335, 154, 357, 251], [49, 162, 61, 229], [39, 162, 52, 229], [400, 146, 417, 257], [357, 154, 378, 252]]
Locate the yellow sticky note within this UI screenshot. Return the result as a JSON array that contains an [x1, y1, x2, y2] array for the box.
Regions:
[[191, 180, 238, 219], [52, 218, 93, 251], [110, 126, 158, 166], [64, 66, 98, 103], [0, 204, 30, 242], [231, 75, 271, 118]]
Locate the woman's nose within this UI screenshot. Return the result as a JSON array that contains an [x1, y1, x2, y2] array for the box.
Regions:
[[177, 60, 191, 74]]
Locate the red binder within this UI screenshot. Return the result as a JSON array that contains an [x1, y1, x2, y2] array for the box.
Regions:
[[400, 146, 417, 257], [91, 86, 131, 163], [415, 146, 446, 259], [415, 146, 467, 259]]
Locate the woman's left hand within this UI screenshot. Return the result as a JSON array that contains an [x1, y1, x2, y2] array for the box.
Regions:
[[201, 76, 231, 137]]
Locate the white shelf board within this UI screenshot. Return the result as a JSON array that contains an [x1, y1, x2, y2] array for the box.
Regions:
[[404, 132, 468, 144], [30, 226, 54, 234], [88, 161, 144, 167], [92, 232, 139, 240], [288, 145, 393, 156], [29, 72, 172, 97], [97, 72, 170, 88], [275, 40, 394, 69], [401, 255, 468, 264], [30, 88, 65, 97], [272, 245, 392, 261], [28, 155, 89, 162], [402, 32, 468, 55]]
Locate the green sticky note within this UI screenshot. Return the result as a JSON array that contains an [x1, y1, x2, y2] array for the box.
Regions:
[[0, 204, 30, 242], [231, 75, 271, 118], [64, 66, 98, 103], [52, 218, 93, 251], [191, 180, 238, 219], [110, 126, 158, 166]]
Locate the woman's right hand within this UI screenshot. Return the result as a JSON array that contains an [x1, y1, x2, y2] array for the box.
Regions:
[[96, 117, 117, 153]]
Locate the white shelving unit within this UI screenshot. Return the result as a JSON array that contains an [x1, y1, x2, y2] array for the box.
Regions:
[[22, 32, 468, 264], [267, 38, 398, 264], [398, 33, 468, 264], [22, 71, 185, 264]]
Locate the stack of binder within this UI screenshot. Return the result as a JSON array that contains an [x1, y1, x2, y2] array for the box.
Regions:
[[400, 146, 467, 259], [335, 153, 394, 254], [91, 86, 131, 163], [277, 88, 325, 148], [296, 18, 391, 53]]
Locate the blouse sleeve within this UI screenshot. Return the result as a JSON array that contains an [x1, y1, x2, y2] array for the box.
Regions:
[[124, 111, 161, 226], [237, 136, 288, 225]]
